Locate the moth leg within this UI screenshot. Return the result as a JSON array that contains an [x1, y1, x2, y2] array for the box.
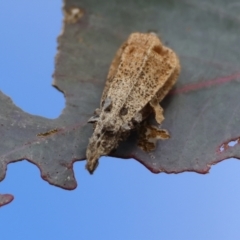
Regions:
[[149, 99, 165, 125], [137, 122, 170, 152], [87, 108, 101, 123]]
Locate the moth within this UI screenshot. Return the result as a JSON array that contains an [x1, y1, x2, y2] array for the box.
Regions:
[[86, 32, 180, 174]]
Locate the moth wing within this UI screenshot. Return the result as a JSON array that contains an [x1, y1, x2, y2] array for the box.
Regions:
[[150, 50, 180, 124], [101, 41, 128, 104], [105, 34, 179, 123]]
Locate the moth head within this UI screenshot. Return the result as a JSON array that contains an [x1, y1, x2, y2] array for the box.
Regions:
[[86, 126, 118, 174], [86, 137, 101, 174], [85, 157, 99, 174]]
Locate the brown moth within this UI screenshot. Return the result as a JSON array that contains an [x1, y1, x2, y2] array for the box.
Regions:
[[86, 32, 180, 174]]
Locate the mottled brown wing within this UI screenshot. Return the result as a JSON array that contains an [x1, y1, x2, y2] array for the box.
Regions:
[[100, 41, 128, 105], [153, 51, 180, 103], [105, 33, 179, 123]]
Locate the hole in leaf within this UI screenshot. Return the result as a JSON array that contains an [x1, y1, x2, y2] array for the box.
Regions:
[[219, 138, 240, 152], [228, 139, 239, 147]]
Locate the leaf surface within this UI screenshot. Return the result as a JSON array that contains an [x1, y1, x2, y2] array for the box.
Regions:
[[1, 0, 240, 206], [0, 194, 13, 207]]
